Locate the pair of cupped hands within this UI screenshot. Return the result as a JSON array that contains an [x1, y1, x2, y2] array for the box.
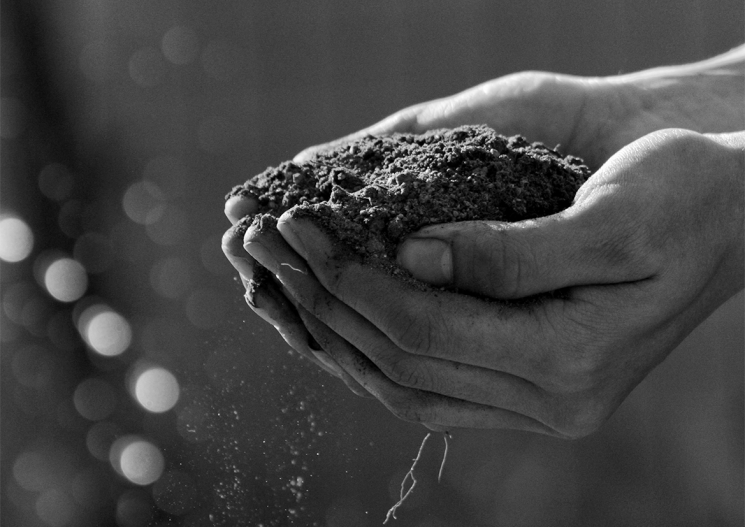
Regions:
[[223, 66, 744, 438]]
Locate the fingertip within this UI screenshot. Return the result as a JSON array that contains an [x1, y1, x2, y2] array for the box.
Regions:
[[222, 225, 257, 280], [292, 148, 317, 164], [225, 194, 258, 225]]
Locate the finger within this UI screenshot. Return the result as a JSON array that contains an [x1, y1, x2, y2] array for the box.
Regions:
[[245, 271, 336, 375], [264, 229, 555, 424], [222, 219, 258, 280], [395, 183, 659, 299], [268, 216, 622, 436], [248, 222, 552, 416], [243, 217, 370, 397], [276, 213, 562, 380], [296, 303, 562, 436], [224, 192, 259, 225], [247, 271, 370, 397]]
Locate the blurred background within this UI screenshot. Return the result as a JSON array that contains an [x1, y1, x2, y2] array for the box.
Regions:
[[1, 1, 743, 526]]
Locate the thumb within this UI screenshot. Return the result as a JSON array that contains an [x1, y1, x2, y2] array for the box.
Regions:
[[396, 205, 654, 299]]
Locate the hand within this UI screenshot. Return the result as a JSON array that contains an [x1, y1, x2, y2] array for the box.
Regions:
[[245, 128, 743, 438], [222, 216, 372, 397], [222, 50, 744, 434], [294, 63, 744, 170]]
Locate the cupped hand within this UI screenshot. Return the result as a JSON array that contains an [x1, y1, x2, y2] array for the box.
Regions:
[[245, 129, 743, 437], [222, 59, 743, 433], [222, 209, 371, 397], [293, 68, 744, 169]]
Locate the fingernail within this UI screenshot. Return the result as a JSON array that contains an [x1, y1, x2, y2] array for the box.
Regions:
[[277, 216, 308, 259], [307, 335, 322, 351], [397, 238, 453, 286], [244, 241, 279, 274]]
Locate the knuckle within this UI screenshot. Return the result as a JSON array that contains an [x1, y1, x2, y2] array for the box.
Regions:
[[597, 214, 661, 277], [483, 227, 537, 299], [304, 284, 333, 320], [544, 344, 603, 394], [385, 304, 440, 357], [384, 358, 433, 391], [651, 128, 706, 157], [391, 320, 432, 355], [577, 191, 663, 280], [317, 258, 346, 296], [550, 395, 609, 439], [533, 313, 603, 394]]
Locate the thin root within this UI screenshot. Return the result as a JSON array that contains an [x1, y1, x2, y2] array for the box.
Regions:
[[438, 432, 450, 483], [279, 262, 307, 274], [383, 431, 451, 524]]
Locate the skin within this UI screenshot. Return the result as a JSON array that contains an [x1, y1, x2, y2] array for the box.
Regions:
[[224, 46, 745, 438]]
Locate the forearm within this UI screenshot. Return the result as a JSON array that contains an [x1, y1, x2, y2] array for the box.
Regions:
[[610, 44, 745, 134]]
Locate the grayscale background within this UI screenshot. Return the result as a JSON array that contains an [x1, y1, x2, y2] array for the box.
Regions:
[[2, 1, 743, 526]]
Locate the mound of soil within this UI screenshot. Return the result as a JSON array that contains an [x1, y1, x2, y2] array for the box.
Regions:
[[227, 124, 590, 282]]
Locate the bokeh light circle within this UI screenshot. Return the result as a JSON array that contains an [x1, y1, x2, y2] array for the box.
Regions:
[[13, 451, 54, 492], [78, 305, 132, 357], [0, 215, 34, 262], [115, 438, 165, 486], [122, 180, 165, 225], [162, 26, 199, 65], [134, 366, 180, 413], [42, 257, 88, 302]]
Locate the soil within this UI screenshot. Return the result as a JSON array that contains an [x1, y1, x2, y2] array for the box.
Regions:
[[227, 124, 590, 286]]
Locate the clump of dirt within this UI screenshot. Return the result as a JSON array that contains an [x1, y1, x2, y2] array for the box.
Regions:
[[227, 124, 590, 282]]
